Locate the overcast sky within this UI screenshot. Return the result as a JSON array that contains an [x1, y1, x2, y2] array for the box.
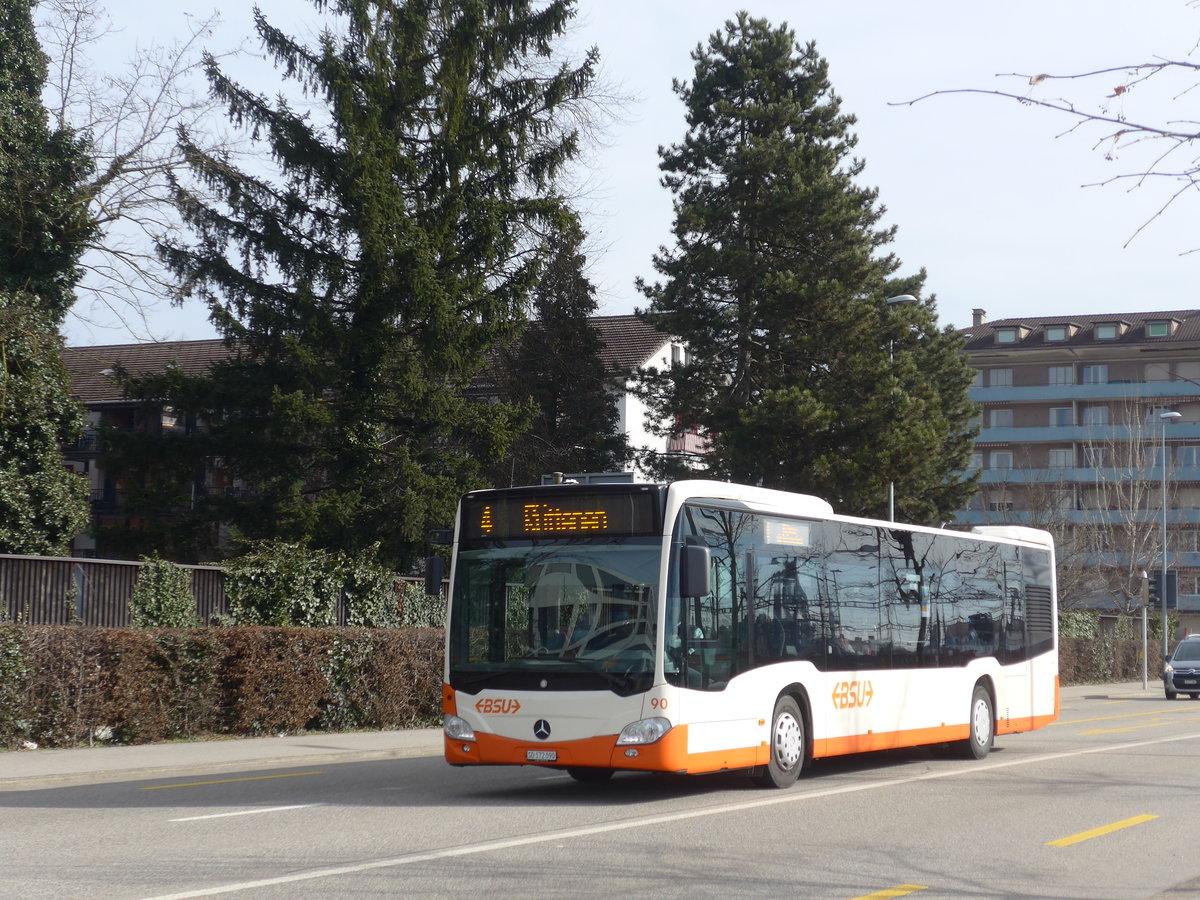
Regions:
[[61, 0, 1200, 345]]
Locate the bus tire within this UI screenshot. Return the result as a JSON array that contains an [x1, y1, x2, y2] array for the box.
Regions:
[[566, 767, 614, 784], [754, 695, 805, 788], [959, 683, 994, 760]]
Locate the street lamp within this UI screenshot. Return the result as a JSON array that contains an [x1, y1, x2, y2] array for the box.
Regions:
[[1160, 410, 1182, 662], [885, 294, 919, 521]]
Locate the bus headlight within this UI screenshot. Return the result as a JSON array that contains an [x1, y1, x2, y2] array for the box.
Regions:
[[444, 715, 476, 742], [616, 717, 672, 745]]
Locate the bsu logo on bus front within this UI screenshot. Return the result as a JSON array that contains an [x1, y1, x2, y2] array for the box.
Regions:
[[832, 680, 874, 709]]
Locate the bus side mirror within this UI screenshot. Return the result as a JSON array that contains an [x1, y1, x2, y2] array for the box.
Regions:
[[424, 556, 445, 597], [680, 545, 711, 598]]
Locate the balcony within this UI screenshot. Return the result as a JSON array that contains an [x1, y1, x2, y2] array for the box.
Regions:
[[955, 507, 1200, 527], [977, 465, 1200, 485], [972, 380, 1200, 404], [977, 423, 1200, 444]]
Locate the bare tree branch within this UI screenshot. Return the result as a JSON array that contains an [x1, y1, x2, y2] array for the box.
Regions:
[[37, 0, 248, 341], [895, 43, 1200, 250]]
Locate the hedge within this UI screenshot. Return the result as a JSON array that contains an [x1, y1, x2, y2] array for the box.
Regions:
[[0, 624, 1162, 750], [0, 625, 443, 749]]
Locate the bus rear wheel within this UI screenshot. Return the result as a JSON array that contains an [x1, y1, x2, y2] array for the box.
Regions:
[[566, 767, 614, 784], [958, 684, 994, 760], [754, 695, 805, 788]]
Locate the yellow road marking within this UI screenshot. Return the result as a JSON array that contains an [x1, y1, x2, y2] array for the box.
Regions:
[[1081, 719, 1179, 735], [849, 886, 927, 900], [1047, 814, 1158, 847], [1052, 706, 1200, 727], [140, 771, 324, 791]]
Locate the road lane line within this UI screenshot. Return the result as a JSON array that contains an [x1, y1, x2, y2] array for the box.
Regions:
[[171, 804, 324, 823], [849, 885, 927, 899], [140, 771, 324, 791], [1052, 707, 1200, 727], [1047, 814, 1158, 847], [139, 730, 1200, 900]]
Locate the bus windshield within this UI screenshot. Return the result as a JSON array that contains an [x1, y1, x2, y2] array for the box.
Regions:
[[447, 538, 661, 696]]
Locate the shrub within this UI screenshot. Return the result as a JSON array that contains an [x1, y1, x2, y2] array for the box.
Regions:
[[225, 541, 343, 626], [130, 554, 198, 628], [399, 580, 446, 628], [224, 541, 401, 627], [0, 624, 31, 747]]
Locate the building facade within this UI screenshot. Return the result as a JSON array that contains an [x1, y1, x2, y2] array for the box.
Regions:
[[959, 308, 1200, 620], [61, 316, 692, 558]]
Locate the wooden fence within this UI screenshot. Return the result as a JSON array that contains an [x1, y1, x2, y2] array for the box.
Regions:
[[1, 554, 226, 627]]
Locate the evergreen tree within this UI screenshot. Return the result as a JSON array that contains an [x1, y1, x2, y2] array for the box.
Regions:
[[638, 14, 976, 524], [117, 0, 596, 567], [490, 217, 629, 487], [0, 0, 94, 554]]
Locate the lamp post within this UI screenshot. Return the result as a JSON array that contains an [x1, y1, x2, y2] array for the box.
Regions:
[[885, 294, 919, 521], [1160, 410, 1182, 662]]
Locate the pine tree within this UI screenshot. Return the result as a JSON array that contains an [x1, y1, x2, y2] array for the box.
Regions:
[[490, 217, 629, 487], [0, 0, 94, 554], [116, 0, 596, 566], [638, 14, 976, 524]]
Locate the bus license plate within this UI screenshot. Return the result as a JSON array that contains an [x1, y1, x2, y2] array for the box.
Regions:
[[526, 750, 557, 762]]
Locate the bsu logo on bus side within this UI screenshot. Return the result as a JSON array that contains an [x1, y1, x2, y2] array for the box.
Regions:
[[831, 680, 874, 709]]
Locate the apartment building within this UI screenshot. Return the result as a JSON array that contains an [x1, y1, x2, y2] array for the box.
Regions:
[[958, 308, 1200, 617]]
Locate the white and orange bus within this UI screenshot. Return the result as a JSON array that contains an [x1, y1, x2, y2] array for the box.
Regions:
[[441, 480, 1058, 787]]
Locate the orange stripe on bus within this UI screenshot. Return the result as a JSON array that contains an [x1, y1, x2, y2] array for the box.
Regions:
[[444, 726, 773, 775], [442, 683, 457, 716]]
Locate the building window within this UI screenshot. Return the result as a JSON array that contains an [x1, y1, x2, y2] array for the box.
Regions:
[[989, 451, 1013, 470], [1045, 326, 1067, 342], [989, 368, 1013, 388], [1081, 365, 1108, 385], [1095, 324, 1118, 340], [970, 369, 983, 388], [969, 453, 983, 469], [1050, 488, 1075, 511], [995, 328, 1017, 344], [989, 409, 1013, 428], [1082, 406, 1110, 426], [1048, 448, 1074, 468], [988, 500, 1014, 512], [1049, 408, 1073, 427], [1147, 321, 1170, 338], [1083, 446, 1109, 467], [1048, 365, 1073, 385], [1178, 446, 1200, 466]]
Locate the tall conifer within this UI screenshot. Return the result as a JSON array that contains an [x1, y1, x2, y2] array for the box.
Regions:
[[117, 0, 596, 565], [639, 15, 976, 523], [0, 0, 94, 554], [490, 217, 629, 487]]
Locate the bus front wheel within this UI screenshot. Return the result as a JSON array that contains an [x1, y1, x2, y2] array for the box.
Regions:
[[958, 684, 994, 760], [754, 695, 805, 788]]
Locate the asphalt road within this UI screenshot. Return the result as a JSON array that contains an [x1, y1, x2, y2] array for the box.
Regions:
[[4, 688, 1200, 899]]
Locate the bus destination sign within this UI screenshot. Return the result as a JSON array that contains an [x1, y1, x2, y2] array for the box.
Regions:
[[461, 490, 660, 541]]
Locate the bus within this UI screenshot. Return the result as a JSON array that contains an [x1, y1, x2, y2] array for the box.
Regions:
[[441, 480, 1058, 787]]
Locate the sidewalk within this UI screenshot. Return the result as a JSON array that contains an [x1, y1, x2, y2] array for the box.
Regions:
[[0, 728, 444, 789], [0, 681, 1162, 789]]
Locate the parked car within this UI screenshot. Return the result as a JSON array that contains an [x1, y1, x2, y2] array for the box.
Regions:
[[1163, 636, 1200, 699]]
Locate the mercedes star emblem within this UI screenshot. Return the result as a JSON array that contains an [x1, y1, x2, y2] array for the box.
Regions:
[[533, 719, 551, 740]]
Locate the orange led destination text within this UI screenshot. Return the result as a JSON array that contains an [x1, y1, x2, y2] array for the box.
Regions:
[[522, 503, 609, 533]]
